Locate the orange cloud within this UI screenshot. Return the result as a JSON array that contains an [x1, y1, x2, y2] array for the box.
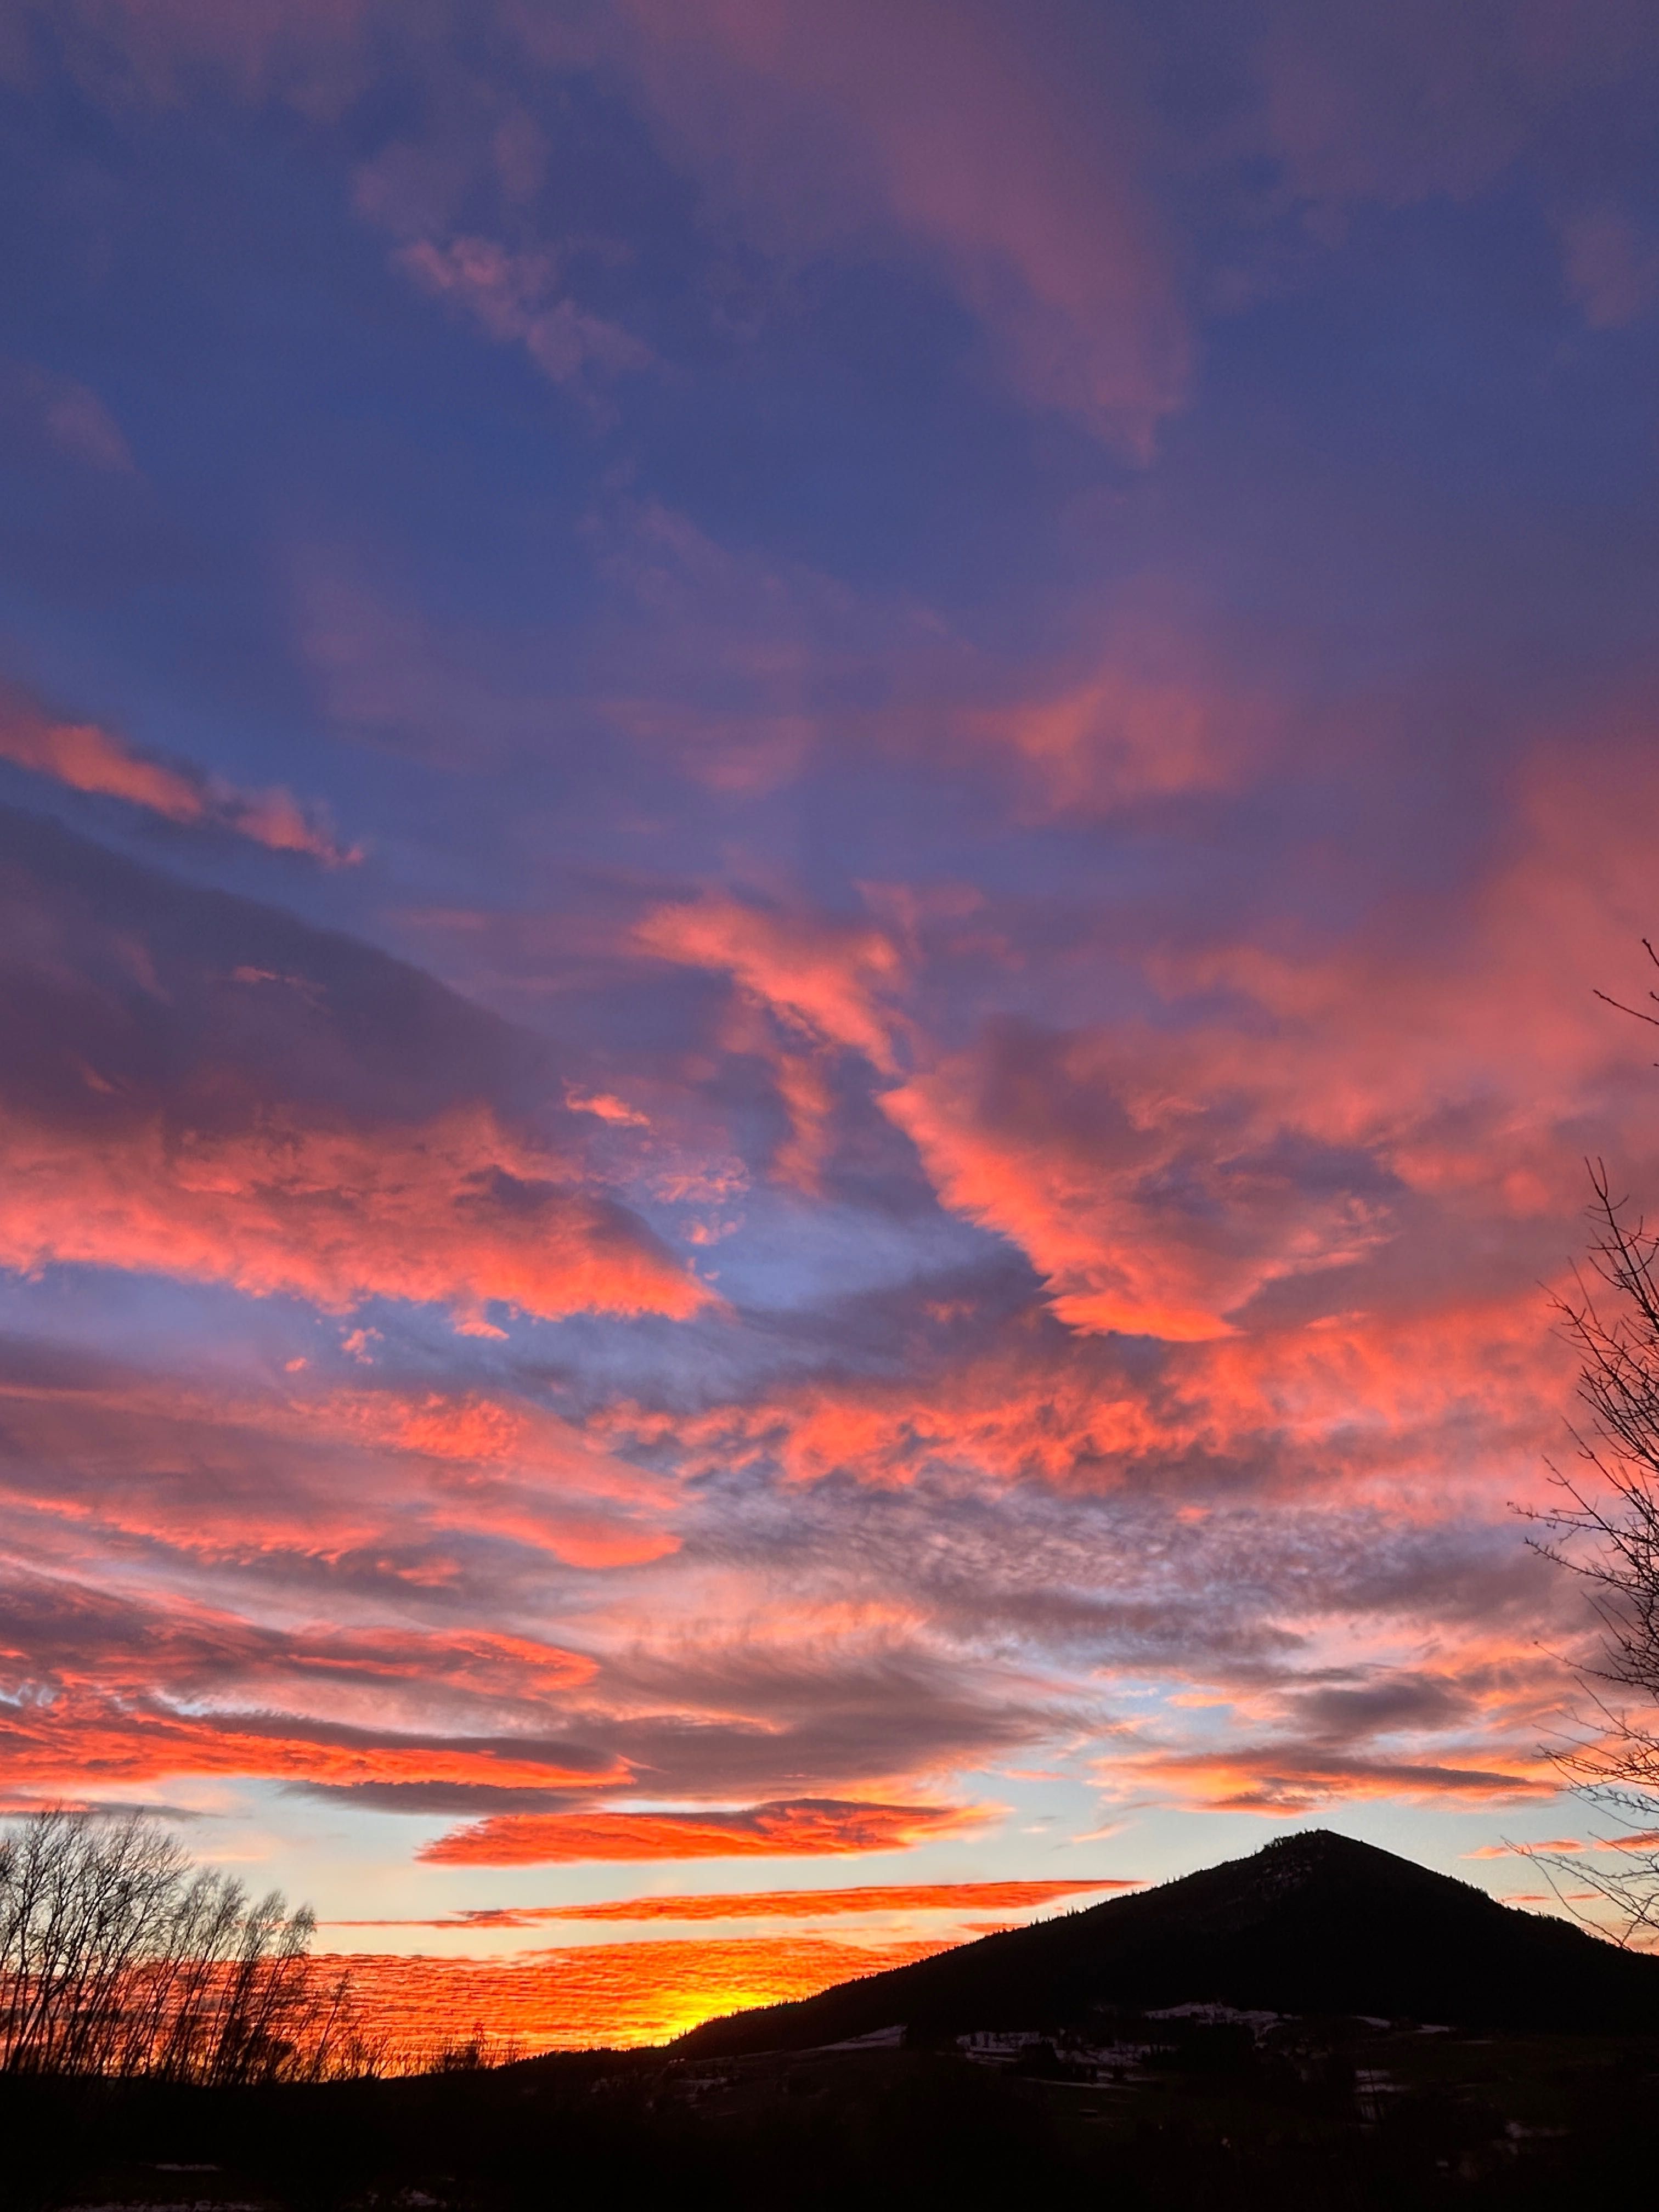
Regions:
[[281, 1627, 598, 1699], [566, 1090, 650, 1126], [420, 1797, 991, 1865], [0, 1103, 709, 1327], [1463, 1839, 1586, 1858], [882, 1018, 1412, 1343], [0, 1688, 628, 1798], [1103, 1742, 1553, 1816], [962, 603, 1269, 820], [635, 894, 901, 1068], [0, 1356, 686, 1582], [0, 687, 358, 862], [634, 893, 907, 1188], [633, 1280, 1575, 1513], [330, 1876, 1137, 1927], [874, 732, 1659, 1347], [1466, 1833, 1659, 1858]]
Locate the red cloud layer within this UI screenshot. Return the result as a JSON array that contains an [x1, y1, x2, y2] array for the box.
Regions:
[[420, 1798, 990, 1865]]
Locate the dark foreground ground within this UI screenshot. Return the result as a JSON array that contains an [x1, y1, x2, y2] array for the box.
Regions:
[[6, 2012, 1659, 2212]]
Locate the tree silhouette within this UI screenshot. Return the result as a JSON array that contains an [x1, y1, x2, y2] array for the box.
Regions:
[[1529, 1154, 1659, 1943], [0, 1808, 379, 2080]]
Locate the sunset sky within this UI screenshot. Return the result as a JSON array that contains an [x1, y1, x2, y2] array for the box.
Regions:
[[3, 0, 1659, 2048]]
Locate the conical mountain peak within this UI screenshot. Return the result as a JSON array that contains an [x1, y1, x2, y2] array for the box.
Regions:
[[675, 1830, 1659, 2057]]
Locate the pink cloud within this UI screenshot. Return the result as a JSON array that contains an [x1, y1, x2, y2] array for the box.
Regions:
[[1251, 0, 1657, 213], [0, 1338, 689, 1580], [0, 1102, 708, 1327], [0, 687, 358, 862], [1102, 1740, 1553, 1815], [15, 0, 387, 110], [636, 894, 901, 1068], [612, 0, 1187, 450], [0, 358, 135, 472], [393, 234, 648, 392], [636, 891, 905, 1188], [1555, 203, 1659, 329], [1467, 1832, 1659, 1857], [0, 817, 714, 1332]]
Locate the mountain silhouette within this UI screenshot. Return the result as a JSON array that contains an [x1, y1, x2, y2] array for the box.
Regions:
[[673, 1829, 1659, 2055]]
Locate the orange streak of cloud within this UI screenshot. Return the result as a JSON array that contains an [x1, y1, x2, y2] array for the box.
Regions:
[[421, 1797, 991, 1865], [329, 1875, 1138, 1927]]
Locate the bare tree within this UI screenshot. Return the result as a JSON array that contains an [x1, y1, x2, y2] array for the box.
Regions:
[[1527, 1158, 1659, 1942], [0, 1809, 381, 2080]]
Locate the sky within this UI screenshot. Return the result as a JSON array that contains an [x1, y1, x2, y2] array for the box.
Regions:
[[3, 0, 1659, 2050]]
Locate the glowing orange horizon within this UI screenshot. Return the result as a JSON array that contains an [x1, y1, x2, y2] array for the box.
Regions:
[[324, 1933, 955, 2053]]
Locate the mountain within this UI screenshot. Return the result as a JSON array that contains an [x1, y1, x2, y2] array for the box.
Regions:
[[672, 1829, 1659, 2055]]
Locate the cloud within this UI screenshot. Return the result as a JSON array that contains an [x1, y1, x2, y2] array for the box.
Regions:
[[0, 808, 707, 1326], [1466, 1833, 1659, 1858], [8, 0, 390, 110], [0, 1105, 704, 1325], [391, 235, 649, 394], [328, 1876, 1138, 1928], [635, 891, 907, 1189], [0, 1108, 707, 1325], [420, 1796, 992, 1864], [1463, 1839, 1585, 1858], [1249, 0, 1659, 212], [958, 602, 1272, 821], [1555, 204, 1659, 329], [0, 686, 358, 862], [0, 1689, 628, 1801], [636, 894, 901, 1069], [0, 358, 135, 472], [882, 1019, 1404, 1342], [1104, 1741, 1552, 1816], [612, 0, 1187, 450], [0, 1343, 689, 1600], [0, 1557, 643, 1803]]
